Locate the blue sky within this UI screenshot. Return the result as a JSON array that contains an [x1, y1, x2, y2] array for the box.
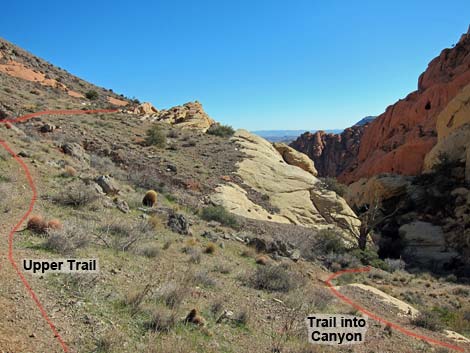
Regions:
[[2, 1, 470, 130]]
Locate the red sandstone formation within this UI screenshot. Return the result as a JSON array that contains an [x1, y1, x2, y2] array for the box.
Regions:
[[291, 28, 470, 184]]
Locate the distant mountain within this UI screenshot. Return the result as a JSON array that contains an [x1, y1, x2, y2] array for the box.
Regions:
[[355, 116, 376, 126], [253, 129, 342, 143]]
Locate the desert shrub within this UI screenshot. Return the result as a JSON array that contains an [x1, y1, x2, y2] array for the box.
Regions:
[[206, 124, 235, 137], [204, 242, 217, 254], [349, 248, 387, 270], [316, 229, 347, 254], [54, 182, 99, 207], [156, 282, 186, 309], [210, 300, 224, 316], [234, 309, 250, 326], [200, 205, 238, 228], [384, 258, 406, 272], [213, 263, 231, 274], [191, 270, 216, 287], [146, 309, 177, 332], [123, 286, 151, 314], [187, 248, 202, 264], [411, 309, 444, 331], [85, 90, 99, 100], [44, 221, 90, 254], [98, 219, 153, 252], [319, 177, 348, 197], [145, 125, 166, 147], [323, 252, 361, 270], [134, 244, 160, 258], [250, 265, 303, 292]]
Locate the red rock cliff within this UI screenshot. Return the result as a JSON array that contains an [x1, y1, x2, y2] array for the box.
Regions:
[[344, 29, 470, 183], [292, 29, 470, 184], [290, 125, 365, 177]]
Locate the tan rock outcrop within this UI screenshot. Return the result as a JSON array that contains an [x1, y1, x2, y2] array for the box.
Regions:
[[133, 102, 159, 115], [424, 83, 470, 171], [211, 130, 360, 235], [346, 174, 411, 208], [134, 101, 215, 132], [273, 142, 318, 176], [435, 83, 470, 141], [424, 123, 470, 171]]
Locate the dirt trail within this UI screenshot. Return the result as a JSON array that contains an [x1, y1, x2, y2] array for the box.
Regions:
[[0, 109, 117, 352], [325, 267, 467, 352], [0, 158, 69, 352]]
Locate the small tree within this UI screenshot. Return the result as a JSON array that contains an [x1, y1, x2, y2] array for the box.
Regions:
[[337, 195, 400, 250]]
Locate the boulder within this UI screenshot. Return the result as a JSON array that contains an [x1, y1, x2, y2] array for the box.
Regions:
[[167, 213, 190, 235], [346, 174, 411, 208], [211, 130, 360, 236], [40, 123, 57, 133], [273, 142, 318, 176], [399, 221, 459, 268], [115, 198, 130, 213], [61, 143, 89, 163], [95, 175, 120, 195], [143, 101, 215, 132], [133, 102, 158, 115]]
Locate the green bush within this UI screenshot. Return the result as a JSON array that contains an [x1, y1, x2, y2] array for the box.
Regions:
[[200, 205, 238, 228], [316, 229, 347, 254], [207, 124, 235, 138], [145, 125, 166, 147], [250, 265, 302, 292], [85, 90, 99, 100], [349, 248, 384, 267], [411, 309, 444, 331]]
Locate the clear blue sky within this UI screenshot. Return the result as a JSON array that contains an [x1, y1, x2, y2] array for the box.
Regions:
[[2, 1, 470, 130]]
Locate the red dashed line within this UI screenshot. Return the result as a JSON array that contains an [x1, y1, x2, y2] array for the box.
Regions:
[[0, 109, 118, 352], [325, 267, 465, 352]]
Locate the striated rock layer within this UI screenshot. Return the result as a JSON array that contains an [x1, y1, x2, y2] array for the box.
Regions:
[[211, 130, 360, 235]]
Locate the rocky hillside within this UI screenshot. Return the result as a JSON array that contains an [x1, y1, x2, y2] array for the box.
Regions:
[[1, 36, 470, 353], [291, 28, 470, 183]]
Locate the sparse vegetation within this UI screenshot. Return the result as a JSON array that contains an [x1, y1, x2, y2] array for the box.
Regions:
[[145, 125, 166, 147], [145, 308, 177, 333], [85, 90, 99, 100], [206, 124, 235, 137], [54, 182, 100, 207], [44, 221, 90, 254], [319, 177, 348, 197], [249, 264, 303, 292], [200, 205, 238, 228]]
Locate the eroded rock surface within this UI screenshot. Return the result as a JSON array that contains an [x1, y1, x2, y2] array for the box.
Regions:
[[211, 130, 360, 234]]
